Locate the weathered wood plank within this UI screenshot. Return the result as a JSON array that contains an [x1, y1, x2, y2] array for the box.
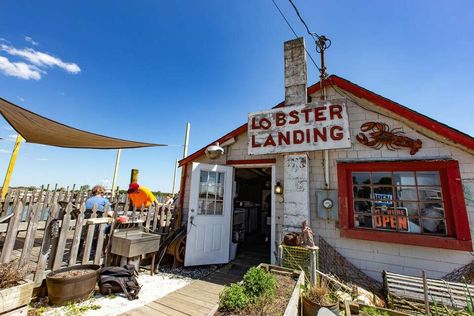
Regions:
[[94, 223, 107, 265], [158, 295, 210, 316], [147, 301, 188, 315], [19, 193, 43, 268], [35, 202, 59, 286], [69, 203, 85, 266], [52, 203, 73, 270], [172, 292, 216, 309], [0, 201, 24, 263]]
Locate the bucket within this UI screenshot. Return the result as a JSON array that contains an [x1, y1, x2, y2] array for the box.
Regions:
[[230, 242, 238, 260], [302, 296, 339, 316], [46, 264, 100, 305]]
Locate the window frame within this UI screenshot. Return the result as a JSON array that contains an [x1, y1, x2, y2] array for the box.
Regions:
[[337, 160, 472, 251]]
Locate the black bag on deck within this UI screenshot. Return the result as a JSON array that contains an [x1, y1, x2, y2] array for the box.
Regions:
[[99, 265, 141, 300]]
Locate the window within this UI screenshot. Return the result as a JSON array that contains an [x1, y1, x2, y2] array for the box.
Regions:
[[337, 160, 472, 251], [198, 170, 225, 215]]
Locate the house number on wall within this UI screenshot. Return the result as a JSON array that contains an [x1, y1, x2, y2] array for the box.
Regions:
[[356, 122, 422, 155]]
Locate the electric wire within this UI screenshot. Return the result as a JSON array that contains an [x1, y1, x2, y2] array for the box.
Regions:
[[270, 0, 321, 72]]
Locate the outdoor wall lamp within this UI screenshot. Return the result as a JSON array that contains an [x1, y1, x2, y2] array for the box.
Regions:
[[205, 142, 224, 159], [274, 182, 283, 195]]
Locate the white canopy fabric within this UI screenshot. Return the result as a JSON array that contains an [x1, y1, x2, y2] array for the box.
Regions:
[[0, 98, 165, 149]]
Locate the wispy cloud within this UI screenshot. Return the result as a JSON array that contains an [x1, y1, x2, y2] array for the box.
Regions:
[[0, 38, 10, 44], [24, 36, 39, 46], [1, 44, 80, 74], [2, 126, 14, 131], [0, 56, 42, 80], [36, 158, 48, 161], [17, 96, 25, 102], [8, 134, 18, 139], [0, 149, 10, 154]]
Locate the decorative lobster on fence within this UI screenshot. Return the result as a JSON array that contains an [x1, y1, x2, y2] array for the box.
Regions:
[[356, 122, 422, 155]]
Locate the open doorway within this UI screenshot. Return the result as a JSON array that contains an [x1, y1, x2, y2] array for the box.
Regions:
[[232, 167, 272, 265]]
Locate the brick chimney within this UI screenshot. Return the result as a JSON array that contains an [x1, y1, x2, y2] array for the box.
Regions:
[[284, 37, 307, 107]]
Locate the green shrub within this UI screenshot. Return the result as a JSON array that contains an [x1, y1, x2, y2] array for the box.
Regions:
[[219, 283, 250, 312], [242, 267, 277, 300], [360, 306, 389, 316]]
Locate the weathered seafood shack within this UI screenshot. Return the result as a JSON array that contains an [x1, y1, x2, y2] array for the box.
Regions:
[[177, 38, 474, 282]]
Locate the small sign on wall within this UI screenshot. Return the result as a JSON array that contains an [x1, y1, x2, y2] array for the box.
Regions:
[[248, 99, 351, 155]]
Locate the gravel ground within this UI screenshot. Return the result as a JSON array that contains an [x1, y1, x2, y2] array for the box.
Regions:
[[32, 271, 192, 316]]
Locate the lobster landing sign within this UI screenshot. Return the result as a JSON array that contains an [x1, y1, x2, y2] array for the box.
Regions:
[[248, 99, 351, 155]]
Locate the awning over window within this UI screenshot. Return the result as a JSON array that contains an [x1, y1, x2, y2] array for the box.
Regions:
[[0, 98, 165, 149]]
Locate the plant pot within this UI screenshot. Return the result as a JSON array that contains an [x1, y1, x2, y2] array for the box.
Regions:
[[0, 280, 34, 314], [46, 264, 100, 306], [302, 296, 339, 316]]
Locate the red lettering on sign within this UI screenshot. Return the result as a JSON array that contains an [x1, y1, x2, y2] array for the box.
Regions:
[[251, 135, 261, 148], [263, 134, 276, 147], [329, 105, 343, 120], [330, 126, 343, 140], [398, 217, 408, 230], [278, 131, 290, 145], [293, 130, 304, 144], [289, 110, 300, 124], [306, 129, 311, 143], [314, 127, 327, 142], [251, 117, 260, 130], [315, 107, 327, 121], [260, 118, 271, 130], [276, 113, 286, 126], [301, 108, 312, 123]]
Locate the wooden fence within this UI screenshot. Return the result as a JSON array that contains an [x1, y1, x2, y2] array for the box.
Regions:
[[0, 188, 176, 287]]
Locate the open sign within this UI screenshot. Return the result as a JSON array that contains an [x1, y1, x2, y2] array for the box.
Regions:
[[247, 99, 351, 155], [374, 207, 409, 231]]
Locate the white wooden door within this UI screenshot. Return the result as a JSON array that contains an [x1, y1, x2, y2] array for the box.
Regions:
[[184, 162, 234, 266]]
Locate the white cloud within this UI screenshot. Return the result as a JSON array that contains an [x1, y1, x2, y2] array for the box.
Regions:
[[0, 56, 42, 80], [17, 96, 25, 102], [24, 36, 39, 46], [1, 44, 80, 74], [8, 134, 18, 139], [0, 149, 9, 154], [0, 38, 10, 43], [36, 158, 48, 161]]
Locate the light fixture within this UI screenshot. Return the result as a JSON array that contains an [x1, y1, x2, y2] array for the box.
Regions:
[[274, 182, 283, 195], [205, 142, 224, 159]]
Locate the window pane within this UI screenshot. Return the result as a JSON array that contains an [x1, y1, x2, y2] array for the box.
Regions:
[[396, 186, 418, 201], [199, 184, 208, 198], [215, 201, 223, 215], [397, 201, 419, 217], [216, 185, 224, 200], [353, 172, 371, 185], [406, 217, 421, 233], [218, 173, 225, 185], [418, 187, 442, 201], [394, 172, 415, 186], [354, 201, 372, 214], [416, 171, 440, 186], [373, 172, 392, 185], [353, 186, 371, 199], [422, 219, 446, 235], [354, 215, 373, 229], [198, 199, 209, 215], [373, 186, 394, 197], [200, 171, 208, 183], [420, 202, 445, 218]]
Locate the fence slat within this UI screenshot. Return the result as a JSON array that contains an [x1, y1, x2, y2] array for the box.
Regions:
[[94, 223, 107, 265], [145, 204, 154, 231], [19, 192, 43, 268], [152, 205, 160, 232], [34, 202, 59, 286], [0, 201, 24, 263], [69, 203, 85, 266], [52, 203, 73, 270], [82, 205, 97, 264], [159, 206, 166, 234]]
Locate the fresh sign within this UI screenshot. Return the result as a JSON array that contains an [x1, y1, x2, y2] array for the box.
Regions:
[[247, 99, 351, 155]]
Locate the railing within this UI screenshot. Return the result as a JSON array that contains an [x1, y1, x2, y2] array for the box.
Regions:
[[0, 188, 176, 287]]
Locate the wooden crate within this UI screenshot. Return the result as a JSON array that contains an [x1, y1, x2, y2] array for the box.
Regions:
[[0, 281, 34, 314]]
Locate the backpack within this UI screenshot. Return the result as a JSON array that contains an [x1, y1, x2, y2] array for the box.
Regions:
[[99, 265, 141, 300]]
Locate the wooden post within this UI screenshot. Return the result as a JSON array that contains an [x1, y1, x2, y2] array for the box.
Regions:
[[1, 135, 23, 199], [35, 202, 59, 285], [52, 203, 73, 270], [69, 203, 86, 266], [0, 201, 24, 263], [111, 149, 121, 198], [19, 191, 44, 268], [422, 270, 430, 315], [130, 169, 139, 184]]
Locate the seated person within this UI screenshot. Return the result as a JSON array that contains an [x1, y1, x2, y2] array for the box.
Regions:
[[85, 185, 110, 218]]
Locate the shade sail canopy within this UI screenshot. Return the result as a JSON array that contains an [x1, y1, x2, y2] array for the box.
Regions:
[[0, 98, 166, 149]]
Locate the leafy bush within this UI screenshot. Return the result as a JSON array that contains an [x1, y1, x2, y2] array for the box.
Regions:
[[360, 306, 389, 316], [242, 267, 277, 300], [219, 283, 250, 312]]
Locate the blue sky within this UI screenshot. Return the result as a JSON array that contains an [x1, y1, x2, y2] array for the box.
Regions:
[[0, 0, 473, 192]]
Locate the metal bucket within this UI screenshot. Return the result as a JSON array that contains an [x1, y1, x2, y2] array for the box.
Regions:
[[302, 296, 339, 316], [46, 264, 100, 305]]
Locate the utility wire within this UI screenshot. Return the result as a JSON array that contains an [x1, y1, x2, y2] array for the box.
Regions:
[[288, 0, 320, 39], [270, 0, 321, 71]]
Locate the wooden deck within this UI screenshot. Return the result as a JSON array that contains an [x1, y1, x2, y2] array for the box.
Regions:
[[121, 234, 271, 316]]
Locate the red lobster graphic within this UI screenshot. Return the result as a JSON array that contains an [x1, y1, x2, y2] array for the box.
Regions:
[[356, 122, 422, 155]]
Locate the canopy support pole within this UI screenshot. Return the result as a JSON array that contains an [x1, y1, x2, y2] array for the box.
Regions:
[[171, 158, 178, 196], [111, 149, 121, 198], [176, 122, 190, 227], [1, 135, 23, 199]]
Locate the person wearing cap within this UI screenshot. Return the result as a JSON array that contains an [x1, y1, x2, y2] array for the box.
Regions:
[[127, 182, 157, 208]]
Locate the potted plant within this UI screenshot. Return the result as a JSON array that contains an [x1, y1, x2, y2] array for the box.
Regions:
[[302, 282, 339, 316], [0, 260, 34, 314]]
